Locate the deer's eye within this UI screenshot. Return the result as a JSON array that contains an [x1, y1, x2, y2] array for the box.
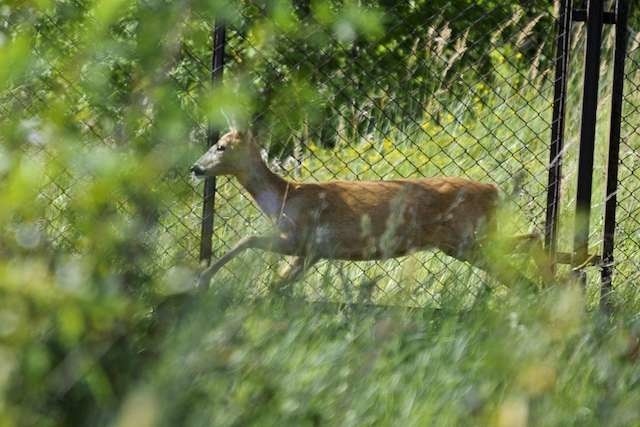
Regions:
[[217, 145, 226, 152]]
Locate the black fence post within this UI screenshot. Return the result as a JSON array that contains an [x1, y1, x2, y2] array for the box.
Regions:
[[601, 0, 630, 311], [199, 23, 226, 265], [572, 0, 604, 284], [545, 0, 573, 265]]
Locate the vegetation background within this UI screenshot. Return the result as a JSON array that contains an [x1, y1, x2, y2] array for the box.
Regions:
[[1, 0, 640, 425]]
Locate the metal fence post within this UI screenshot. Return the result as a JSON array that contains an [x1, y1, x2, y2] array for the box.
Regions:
[[545, 0, 573, 265], [601, 0, 630, 310], [199, 23, 226, 265], [572, 0, 604, 284]]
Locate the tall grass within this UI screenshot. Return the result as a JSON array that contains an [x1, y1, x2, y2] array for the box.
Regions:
[[138, 261, 640, 426]]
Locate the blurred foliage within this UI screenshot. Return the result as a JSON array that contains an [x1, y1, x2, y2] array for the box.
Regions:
[[1, 0, 640, 426]]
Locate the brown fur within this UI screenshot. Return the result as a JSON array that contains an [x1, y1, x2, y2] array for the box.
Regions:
[[268, 176, 498, 261]]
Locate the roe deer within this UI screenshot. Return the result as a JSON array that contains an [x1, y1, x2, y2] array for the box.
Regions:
[[191, 129, 550, 289]]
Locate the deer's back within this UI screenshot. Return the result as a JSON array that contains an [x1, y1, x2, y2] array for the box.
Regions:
[[282, 177, 499, 261]]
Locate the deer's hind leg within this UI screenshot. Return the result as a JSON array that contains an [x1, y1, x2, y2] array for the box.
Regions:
[[505, 234, 555, 285], [464, 236, 550, 289], [441, 239, 537, 289]]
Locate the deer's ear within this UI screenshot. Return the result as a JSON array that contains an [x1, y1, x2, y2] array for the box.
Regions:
[[221, 109, 239, 132], [232, 129, 245, 140]]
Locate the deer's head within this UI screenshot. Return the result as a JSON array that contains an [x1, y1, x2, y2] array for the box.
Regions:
[[190, 129, 259, 178]]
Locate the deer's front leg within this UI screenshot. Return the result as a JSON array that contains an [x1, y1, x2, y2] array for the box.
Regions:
[[272, 256, 319, 295], [197, 233, 294, 289]]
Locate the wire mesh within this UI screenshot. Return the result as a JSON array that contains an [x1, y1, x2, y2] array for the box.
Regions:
[[613, 8, 640, 298], [203, 2, 557, 308], [23, 1, 640, 308]]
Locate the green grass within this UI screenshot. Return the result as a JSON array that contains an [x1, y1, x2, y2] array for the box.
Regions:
[[137, 269, 640, 426]]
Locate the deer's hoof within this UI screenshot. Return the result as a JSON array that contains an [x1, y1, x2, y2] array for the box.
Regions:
[[196, 274, 210, 290]]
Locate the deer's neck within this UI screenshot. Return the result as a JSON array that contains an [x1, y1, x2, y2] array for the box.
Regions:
[[237, 156, 291, 220]]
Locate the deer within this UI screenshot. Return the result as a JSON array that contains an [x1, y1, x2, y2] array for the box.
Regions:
[[190, 129, 552, 290]]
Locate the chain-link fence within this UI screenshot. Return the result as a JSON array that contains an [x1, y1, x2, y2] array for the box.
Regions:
[[613, 6, 640, 298], [205, 1, 557, 308], [19, 1, 640, 308]]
